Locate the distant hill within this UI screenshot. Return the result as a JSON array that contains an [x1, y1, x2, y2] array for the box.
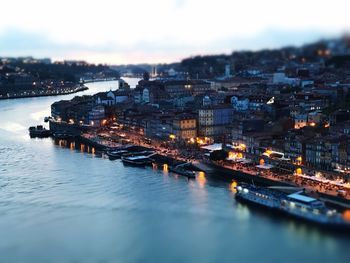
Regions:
[[112, 36, 350, 79]]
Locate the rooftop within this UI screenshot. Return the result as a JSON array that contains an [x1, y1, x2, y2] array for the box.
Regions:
[[287, 193, 317, 203]]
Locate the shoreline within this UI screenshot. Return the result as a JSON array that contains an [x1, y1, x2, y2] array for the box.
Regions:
[[51, 127, 350, 208], [0, 86, 89, 101], [0, 78, 120, 101], [81, 77, 119, 84]]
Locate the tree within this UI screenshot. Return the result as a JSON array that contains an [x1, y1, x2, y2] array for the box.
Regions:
[[210, 150, 228, 161], [143, 72, 150, 81]]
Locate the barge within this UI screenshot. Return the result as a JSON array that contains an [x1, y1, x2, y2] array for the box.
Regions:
[[235, 184, 350, 229], [121, 155, 152, 166], [169, 166, 196, 179], [29, 125, 53, 138]]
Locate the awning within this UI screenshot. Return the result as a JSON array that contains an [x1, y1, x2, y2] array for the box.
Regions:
[[256, 164, 274, 169], [200, 143, 222, 152], [334, 168, 346, 173]]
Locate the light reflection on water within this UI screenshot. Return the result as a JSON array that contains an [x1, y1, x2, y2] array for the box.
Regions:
[[0, 121, 27, 133], [197, 171, 207, 188], [0, 80, 349, 262]]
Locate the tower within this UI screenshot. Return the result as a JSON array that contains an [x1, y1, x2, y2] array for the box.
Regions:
[[151, 65, 157, 78], [225, 64, 231, 78]]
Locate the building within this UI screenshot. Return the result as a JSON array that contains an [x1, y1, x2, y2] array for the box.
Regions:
[[163, 80, 211, 97], [231, 119, 265, 143], [88, 106, 106, 127], [305, 137, 332, 170], [95, 90, 129, 106], [198, 105, 233, 139], [144, 113, 174, 139], [272, 72, 300, 86], [284, 132, 306, 164], [230, 96, 249, 111], [172, 114, 197, 141]]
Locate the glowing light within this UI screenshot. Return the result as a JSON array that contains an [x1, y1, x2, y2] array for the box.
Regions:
[[228, 152, 243, 159], [343, 210, 350, 222], [197, 171, 206, 188], [230, 181, 237, 193], [309, 122, 316, 127], [196, 137, 205, 145], [228, 151, 236, 159], [69, 119, 74, 124], [70, 142, 75, 150], [259, 159, 265, 165], [169, 134, 176, 140], [239, 143, 246, 150], [263, 149, 272, 157], [295, 167, 303, 175], [315, 172, 323, 178], [163, 164, 169, 173]]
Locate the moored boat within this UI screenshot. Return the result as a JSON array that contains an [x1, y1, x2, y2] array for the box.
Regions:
[[121, 155, 152, 166], [235, 184, 350, 229], [28, 125, 53, 138], [106, 149, 129, 159], [169, 166, 196, 179]]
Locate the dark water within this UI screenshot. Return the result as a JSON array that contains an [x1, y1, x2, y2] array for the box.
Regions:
[[0, 80, 349, 263]]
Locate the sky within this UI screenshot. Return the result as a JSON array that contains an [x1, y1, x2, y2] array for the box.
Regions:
[[0, 0, 350, 65]]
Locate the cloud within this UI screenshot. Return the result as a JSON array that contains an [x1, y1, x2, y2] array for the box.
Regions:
[[0, 0, 350, 64], [0, 27, 344, 64]]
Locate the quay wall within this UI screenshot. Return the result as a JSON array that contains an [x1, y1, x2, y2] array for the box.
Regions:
[[49, 121, 86, 136]]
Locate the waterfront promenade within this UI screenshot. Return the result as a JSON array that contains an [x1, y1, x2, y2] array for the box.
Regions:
[[0, 84, 88, 100], [75, 125, 350, 205]]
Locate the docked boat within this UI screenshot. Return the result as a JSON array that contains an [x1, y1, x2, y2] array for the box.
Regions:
[[28, 125, 52, 138], [121, 155, 152, 166], [235, 184, 350, 229], [106, 149, 129, 159], [169, 166, 196, 179]]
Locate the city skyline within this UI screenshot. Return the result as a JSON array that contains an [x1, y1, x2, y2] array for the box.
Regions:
[[1, 0, 349, 64]]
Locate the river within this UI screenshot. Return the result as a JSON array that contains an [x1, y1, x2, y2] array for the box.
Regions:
[[0, 79, 349, 263]]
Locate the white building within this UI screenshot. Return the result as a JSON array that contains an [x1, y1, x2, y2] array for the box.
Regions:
[[231, 96, 249, 111], [272, 73, 300, 86], [95, 90, 128, 106], [88, 106, 105, 127]]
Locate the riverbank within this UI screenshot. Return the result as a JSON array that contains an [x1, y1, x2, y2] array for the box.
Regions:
[[49, 123, 350, 208], [0, 85, 88, 100], [203, 160, 350, 209], [81, 77, 119, 84]]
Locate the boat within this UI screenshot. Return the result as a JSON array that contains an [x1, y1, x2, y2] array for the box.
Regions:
[[106, 149, 129, 159], [121, 155, 152, 166], [28, 125, 53, 138], [121, 150, 154, 158], [169, 166, 196, 179], [235, 184, 350, 229], [53, 132, 76, 140]]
